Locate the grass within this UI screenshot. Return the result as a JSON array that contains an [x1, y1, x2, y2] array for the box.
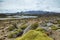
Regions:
[[15, 30, 53, 40]]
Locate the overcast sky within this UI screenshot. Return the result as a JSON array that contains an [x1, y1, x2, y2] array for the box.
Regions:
[[0, 0, 60, 13]]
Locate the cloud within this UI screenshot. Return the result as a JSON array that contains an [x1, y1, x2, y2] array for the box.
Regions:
[[0, 0, 60, 13]]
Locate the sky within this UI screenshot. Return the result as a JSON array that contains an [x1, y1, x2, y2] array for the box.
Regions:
[[0, 0, 60, 13]]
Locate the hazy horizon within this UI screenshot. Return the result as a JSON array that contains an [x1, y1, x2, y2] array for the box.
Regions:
[[0, 0, 60, 13]]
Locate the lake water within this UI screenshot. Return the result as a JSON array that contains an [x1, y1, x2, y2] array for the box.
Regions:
[[0, 16, 38, 20]]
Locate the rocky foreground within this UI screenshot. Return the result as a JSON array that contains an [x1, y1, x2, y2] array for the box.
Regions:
[[0, 16, 60, 40]]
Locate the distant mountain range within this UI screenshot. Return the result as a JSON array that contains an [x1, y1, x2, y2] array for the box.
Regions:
[[0, 11, 60, 17], [21, 11, 60, 16]]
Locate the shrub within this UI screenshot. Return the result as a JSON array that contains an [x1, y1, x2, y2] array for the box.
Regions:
[[20, 24, 28, 30], [8, 25, 16, 31], [57, 20, 60, 24], [31, 22, 38, 29], [51, 25, 58, 30], [7, 29, 22, 38]]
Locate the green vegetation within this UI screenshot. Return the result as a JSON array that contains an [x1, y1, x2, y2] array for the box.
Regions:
[[31, 22, 38, 29], [0, 17, 60, 40], [8, 25, 16, 31], [57, 20, 60, 24], [36, 27, 46, 33], [15, 30, 53, 40], [20, 24, 28, 30], [7, 29, 22, 38], [51, 25, 58, 30]]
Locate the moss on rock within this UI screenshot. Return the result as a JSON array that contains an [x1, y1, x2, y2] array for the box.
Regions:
[[15, 30, 53, 40], [51, 25, 58, 30]]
